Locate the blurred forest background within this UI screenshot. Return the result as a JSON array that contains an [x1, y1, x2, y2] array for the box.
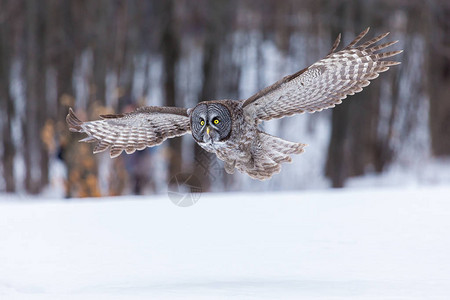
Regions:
[[0, 0, 449, 197]]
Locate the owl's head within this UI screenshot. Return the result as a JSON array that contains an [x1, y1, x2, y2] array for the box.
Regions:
[[190, 102, 232, 144]]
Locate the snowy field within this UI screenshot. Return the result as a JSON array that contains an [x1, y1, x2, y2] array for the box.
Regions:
[[1, 186, 450, 299]]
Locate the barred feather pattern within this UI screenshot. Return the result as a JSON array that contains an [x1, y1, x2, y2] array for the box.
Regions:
[[202, 101, 307, 180], [66, 107, 190, 158], [66, 28, 402, 181], [241, 131, 306, 180], [242, 28, 402, 122]]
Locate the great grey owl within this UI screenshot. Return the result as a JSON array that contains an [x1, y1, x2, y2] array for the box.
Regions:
[[67, 28, 402, 180]]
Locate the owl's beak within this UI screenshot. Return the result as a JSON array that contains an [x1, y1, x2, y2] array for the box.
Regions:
[[206, 126, 210, 136]]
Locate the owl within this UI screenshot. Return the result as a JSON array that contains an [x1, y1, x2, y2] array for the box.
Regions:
[[67, 28, 402, 180]]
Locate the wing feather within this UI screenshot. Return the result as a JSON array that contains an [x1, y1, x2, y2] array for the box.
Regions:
[[242, 28, 403, 122], [67, 106, 191, 158]]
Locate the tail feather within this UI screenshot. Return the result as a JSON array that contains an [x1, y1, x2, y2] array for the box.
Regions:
[[241, 131, 306, 180], [259, 131, 306, 160]]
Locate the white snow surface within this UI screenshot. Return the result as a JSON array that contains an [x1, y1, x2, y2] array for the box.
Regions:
[[1, 186, 450, 299]]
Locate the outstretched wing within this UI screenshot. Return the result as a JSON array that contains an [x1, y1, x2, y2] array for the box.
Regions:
[[242, 28, 402, 122], [66, 106, 190, 158]]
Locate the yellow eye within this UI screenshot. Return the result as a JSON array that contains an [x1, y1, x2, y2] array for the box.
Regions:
[[200, 120, 205, 126], [213, 119, 220, 125]]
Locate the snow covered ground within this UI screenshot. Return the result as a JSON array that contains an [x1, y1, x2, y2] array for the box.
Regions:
[[1, 186, 450, 299]]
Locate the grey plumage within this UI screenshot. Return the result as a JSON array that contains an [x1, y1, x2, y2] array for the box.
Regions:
[[67, 28, 402, 180], [67, 106, 190, 158], [242, 28, 402, 122]]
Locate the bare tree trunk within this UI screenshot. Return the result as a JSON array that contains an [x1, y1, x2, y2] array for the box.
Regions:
[[428, 2, 450, 156], [90, 0, 113, 106], [0, 0, 446, 196], [24, 0, 48, 194], [0, 15, 15, 192], [160, 0, 182, 182], [324, 1, 385, 187], [45, 0, 78, 197]]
